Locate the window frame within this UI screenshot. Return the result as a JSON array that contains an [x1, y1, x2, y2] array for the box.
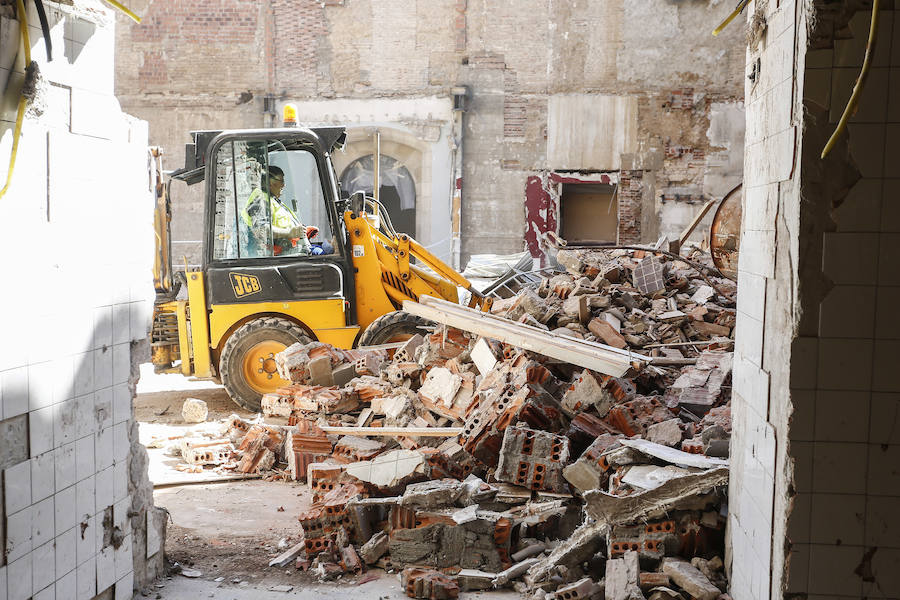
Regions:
[[203, 130, 345, 269]]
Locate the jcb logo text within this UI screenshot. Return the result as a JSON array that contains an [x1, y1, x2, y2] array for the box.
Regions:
[[230, 273, 262, 298]]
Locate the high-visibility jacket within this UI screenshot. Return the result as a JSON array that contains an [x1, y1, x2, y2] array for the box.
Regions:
[[241, 188, 311, 256]]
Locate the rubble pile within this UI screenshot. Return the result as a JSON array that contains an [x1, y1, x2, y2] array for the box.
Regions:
[[186, 247, 740, 599], [490, 247, 736, 355]]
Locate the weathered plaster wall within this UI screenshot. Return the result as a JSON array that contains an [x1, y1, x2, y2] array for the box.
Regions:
[[0, 3, 165, 598], [731, 1, 900, 598], [115, 0, 745, 267]]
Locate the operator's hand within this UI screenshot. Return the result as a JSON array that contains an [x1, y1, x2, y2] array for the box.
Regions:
[[288, 224, 307, 239], [305, 226, 319, 240]]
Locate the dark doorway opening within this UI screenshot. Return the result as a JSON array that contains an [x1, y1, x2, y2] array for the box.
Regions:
[[559, 183, 617, 244], [339, 154, 416, 237]]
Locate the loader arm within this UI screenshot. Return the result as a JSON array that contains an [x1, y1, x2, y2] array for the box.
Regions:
[[344, 202, 491, 331]]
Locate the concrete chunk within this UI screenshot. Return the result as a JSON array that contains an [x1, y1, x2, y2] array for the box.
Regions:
[[585, 467, 728, 524], [561, 370, 607, 414], [400, 479, 462, 508], [661, 558, 720, 600], [606, 551, 644, 600], [457, 569, 496, 591], [344, 449, 426, 488], [359, 531, 389, 565], [268, 541, 306, 567], [419, 367, 462, 408], [493, 557, 540, 587], [471, 337, 499, 375], [307, 355, 335, 386], [645, 419, 683, 447], [181, 398, 208, 423]]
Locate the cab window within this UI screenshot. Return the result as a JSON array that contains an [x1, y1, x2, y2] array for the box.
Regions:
[[211, 140, 335, 261]]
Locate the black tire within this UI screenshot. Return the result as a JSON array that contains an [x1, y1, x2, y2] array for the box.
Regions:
[[357, 310, 434, 347], [220, 317, 312, 412]]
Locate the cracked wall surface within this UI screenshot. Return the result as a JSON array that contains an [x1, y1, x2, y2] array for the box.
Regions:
[[0, 3, 165, 599], [114, 0, 745, 267], [730, 1, 900, 598]]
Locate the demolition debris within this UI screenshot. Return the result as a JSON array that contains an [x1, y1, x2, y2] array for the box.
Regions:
[[167, 247, 737, 599]]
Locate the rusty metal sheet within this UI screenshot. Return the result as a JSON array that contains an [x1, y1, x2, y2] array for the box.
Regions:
[[710, 184, 742, 281]]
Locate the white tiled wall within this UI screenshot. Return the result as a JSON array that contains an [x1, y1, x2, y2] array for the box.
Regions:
[[734, 2, 900, 599], [786, 5, 900, 598], [0, 4, 154, 600], [729, 1, 799, 598]]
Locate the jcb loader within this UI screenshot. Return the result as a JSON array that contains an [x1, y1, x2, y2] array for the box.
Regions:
[[150, 125, 490, 411]]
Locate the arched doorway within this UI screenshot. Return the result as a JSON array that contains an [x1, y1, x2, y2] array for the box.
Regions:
[[339, 154, 417, 237]]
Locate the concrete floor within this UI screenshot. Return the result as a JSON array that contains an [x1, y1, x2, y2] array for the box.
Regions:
[[153, 574, 515, 599], [137, 366, 519, 599]]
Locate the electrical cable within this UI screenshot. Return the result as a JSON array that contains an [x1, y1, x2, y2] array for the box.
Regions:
[[712, 0, 751, 36], [33, 0, 51, 61], [0, 0, 32, 201], [821, 0, 880, 159], [102, 0, 141, 23]]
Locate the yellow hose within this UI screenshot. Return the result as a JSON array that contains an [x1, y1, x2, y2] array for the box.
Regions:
[[102, 0, 142, 23], [712, 0, 751, 36], [0, 0, 31, 201], [821, 0, 880, 159]]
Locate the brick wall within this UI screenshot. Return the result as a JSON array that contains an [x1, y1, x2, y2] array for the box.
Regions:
[[616, 170, 643, 245], [1, 5, 164, 599], [272, 0, 326, 95], [115, 0, 745, 266]]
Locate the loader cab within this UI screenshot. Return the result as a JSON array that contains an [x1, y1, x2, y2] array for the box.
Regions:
[[199, 129, 356, 316], [164, 127, 364, 410]]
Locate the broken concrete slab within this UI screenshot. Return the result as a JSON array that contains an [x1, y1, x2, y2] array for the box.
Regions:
[[606, 551, 644, 600], [561, 369, 607, 414], [471, 337, 499, 375], [344, 449, 426, 488], [307, 355, 335, 386], [493, 557, 541, 587], [400, 479, 463, 508], [359, 531, 389, 565], [660, 558, 720, 600], [618, 439, 728, 469], [645, 419, 683, 447], [268, 541, 306, 567], [419, 367, 462, 408], [584, 467, 729, 524], [457, 568, 496, 591], [525, 520, 607, 585], [620, 465, 693, 492]]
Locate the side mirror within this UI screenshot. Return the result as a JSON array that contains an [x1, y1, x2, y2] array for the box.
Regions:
[[349, 190, 366, 215]]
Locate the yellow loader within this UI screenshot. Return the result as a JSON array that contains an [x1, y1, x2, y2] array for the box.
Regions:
[[149, 124, 490, 411]]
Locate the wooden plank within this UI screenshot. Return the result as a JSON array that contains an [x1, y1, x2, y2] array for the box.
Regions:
[[402, 297, 647, 377], [320, 426, 463, 437], [674, 198, 718, 252]]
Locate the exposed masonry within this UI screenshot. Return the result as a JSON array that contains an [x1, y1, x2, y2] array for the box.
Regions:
[[115, 0, 745, 267], [0, 6, 164, 600]]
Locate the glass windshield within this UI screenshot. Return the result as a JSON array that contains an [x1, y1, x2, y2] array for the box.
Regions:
[[212, 139, 334, 260]]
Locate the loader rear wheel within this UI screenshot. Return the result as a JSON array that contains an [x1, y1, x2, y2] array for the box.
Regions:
[[220, 317, 312, 412], [357, 310, 434, 347]]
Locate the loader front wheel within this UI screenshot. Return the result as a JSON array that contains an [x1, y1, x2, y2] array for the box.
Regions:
[[357, 310, 434, 347], [220, 317, 312, 412]]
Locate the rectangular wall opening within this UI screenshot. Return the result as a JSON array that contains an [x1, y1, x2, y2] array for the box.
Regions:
[[559, 183, 617, 244]]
